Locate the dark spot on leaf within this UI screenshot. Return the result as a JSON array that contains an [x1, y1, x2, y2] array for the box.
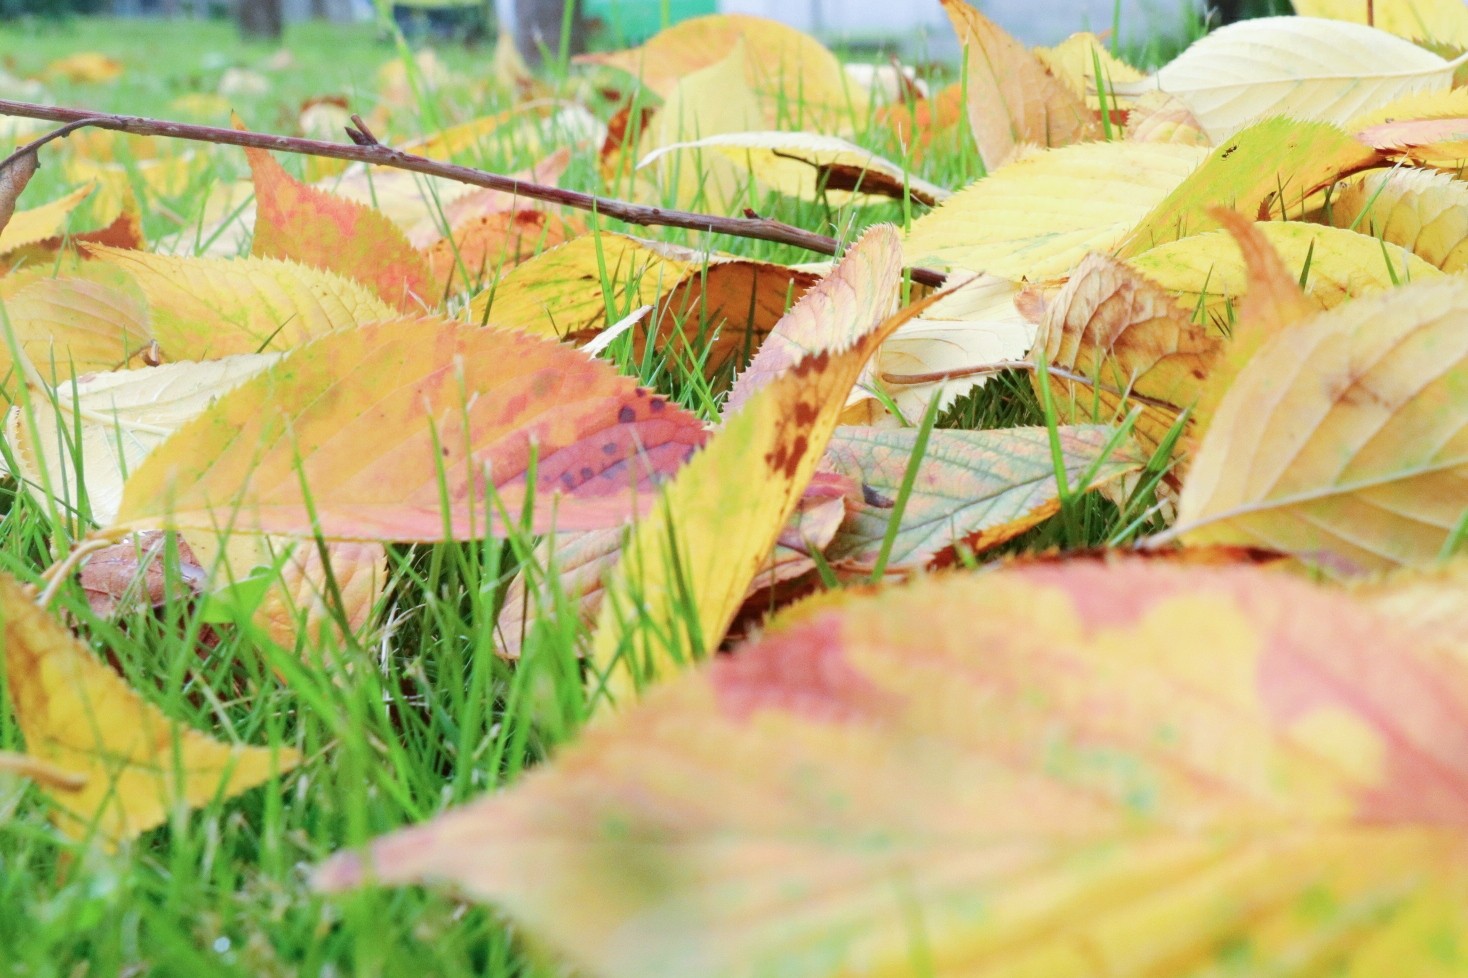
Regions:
[[793, 399, 819, 425], [635, 388, 648, 398], [560, 473, 577, 490], [618, 405, 637, 423], [442, 446, 451, 457], [580, 466, 595, 482], [649, 397, 665, 413], [603, 442, 620, 455], [862, 483, 895, 508]]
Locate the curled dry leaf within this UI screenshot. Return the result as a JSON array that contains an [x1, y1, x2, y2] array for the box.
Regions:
[[0, 571, 297, 844], [902, 141, 1207, 280], [244, 143, 435, 312], [1330, 168, 1468, 272], [1128, 220, 1441, 329], [1108, 17, 1465, 142], [0, 750, 87, 792], [91, 247, 395, 360], [318, 558, 1468, 978], [475, 232, 818, 383], [1176, 272, 1468, 573], [941, 0, 1100, 172], [0, 148, 39, 241], [1033, 253, 1221, 454], [822, 424, 1145, 573], [423, 209, 585, 295], [638, 132, 949, 208], [111, 317, 707, 542], [77, 531, 207, 620]]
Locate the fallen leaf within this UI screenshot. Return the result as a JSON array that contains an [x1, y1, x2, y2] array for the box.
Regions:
[[1330, 168, 1468, 272], [0, 276, 151, 395], [0, 751, 87, 792], [6, 354, 279, 526], [40, 52, 124, 84], [822, 424, 1145, 572], [576, 13, 851, 113], [588, 226, 928, 700], [638, 132, 948, 207], [1109, 17, 1466, 142], [0, 183, 93, 257], [941, 0, 1100, 171], [1118, 118, 1381, 256], [1128, 220, 1441, 329], [1122, 90, 1211, 145], [111, 317, 707, 541], [244, 142, 436, 312], [1034, 253, 1222, 454], [474, 232, 817, 381], [869, 82, 966, 164], [423, 209, 584, 295], [1174, 273, 1468, 573], [77, 531, 207, 620], [317, 558, 1468, 978], [0, 148, 38, 241], [90, 247, 395, 360], [1294, 0, 1468, 46], [1033, 31, 1146, 103], [0, 571, 297, 843], [902, 141, 1207, 280]]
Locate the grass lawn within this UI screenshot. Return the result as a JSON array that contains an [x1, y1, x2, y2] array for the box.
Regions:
[[0, 13, 1195, 977]]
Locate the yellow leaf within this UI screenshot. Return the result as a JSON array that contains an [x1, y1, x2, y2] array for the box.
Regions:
[[40, 52, 124, 84], [638, 131, 948, 207], [576, 13, 851, 113], [1294, 0, 1468, 46], [63, 152, 204, 215], [0, 571, 297, 843], [1128, 220, 1442, 329], [1034, 253, 1222, 454], [942, 0, 1101, 170], [318, 558, 1468, 978], [902, 141, 1207, 280], [589, 226, 924, 701], [0, 276, 151, 396], [0, 183, 93, 257], [90, 247, 396, 360], [1118, 118, 1380, 256], [1034, 31, 1146, 102], [1109, 16, 1466, 142], [0, 750, 87, 792], [1330, 168, 1468, 272], [1175, 274, 1468, 573], [6, 355, 280, 526], [1122, 91, 1211, 145], [473, 231, 817, 382]]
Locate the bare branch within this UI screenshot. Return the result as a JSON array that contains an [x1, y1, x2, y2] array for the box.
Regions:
[[0, 98, 948, 287]]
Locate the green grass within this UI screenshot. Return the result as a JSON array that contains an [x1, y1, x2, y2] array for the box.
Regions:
[[0, 14, 1187, 977]]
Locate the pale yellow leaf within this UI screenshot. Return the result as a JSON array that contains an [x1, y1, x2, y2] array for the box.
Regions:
[[1110, 17, 1466, 143], [902, 141, 1207, 280], [91, 247, 396, 359], [1330, 168, 1468, 272], [1294, 0, 1468, 46], [0, 183, 93, 257]]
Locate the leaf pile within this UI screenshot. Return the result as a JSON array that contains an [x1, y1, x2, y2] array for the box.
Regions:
[[3, 5, 1468, 974]]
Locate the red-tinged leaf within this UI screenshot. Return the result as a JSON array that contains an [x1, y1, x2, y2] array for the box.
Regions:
[[318, 558, 1468, 978], [110, 317, 707, 541], [244, 144, 435, 312]]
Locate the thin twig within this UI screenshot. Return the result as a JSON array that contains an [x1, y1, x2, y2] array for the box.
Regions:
[[0, 98, 949, 287], [0, 117, 102, 177]]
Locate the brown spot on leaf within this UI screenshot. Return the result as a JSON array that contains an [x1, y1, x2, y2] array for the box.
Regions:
[[618, 405, 637, 423]]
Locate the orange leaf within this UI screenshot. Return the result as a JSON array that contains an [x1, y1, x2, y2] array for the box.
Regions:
[[244, 143, 436, 312]]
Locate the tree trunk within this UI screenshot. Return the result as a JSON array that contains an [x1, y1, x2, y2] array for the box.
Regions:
[[513, 0, 585, 68], [238, 0, 283, 40]]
